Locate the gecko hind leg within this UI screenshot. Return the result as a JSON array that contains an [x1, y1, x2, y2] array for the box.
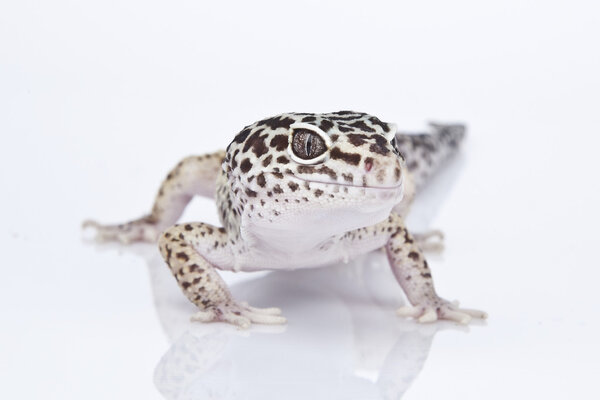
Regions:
[[83, 151, 225, 244]]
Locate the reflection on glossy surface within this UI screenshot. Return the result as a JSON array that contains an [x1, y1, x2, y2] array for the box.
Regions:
[[124, 244, 471, 399]]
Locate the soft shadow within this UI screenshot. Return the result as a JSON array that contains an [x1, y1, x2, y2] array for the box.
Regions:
[[116, 244, 468, 400]]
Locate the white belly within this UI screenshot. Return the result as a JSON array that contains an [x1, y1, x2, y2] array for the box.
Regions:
[[236, 207, 393, 272]]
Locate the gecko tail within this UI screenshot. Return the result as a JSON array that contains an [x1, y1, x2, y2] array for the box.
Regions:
[[395, 122, 466, 191]]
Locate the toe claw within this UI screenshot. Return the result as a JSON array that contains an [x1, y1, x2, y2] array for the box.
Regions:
[[418, 308, 438, 323], [244, 312, 287, 325], [460, 308, 488, 319], [191, 309, 216, 322], [443, 310, 472, 324], [396, 306, 420, 317]]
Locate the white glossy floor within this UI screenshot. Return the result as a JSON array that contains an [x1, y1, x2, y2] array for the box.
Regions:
[[2, 1, 599, 399]]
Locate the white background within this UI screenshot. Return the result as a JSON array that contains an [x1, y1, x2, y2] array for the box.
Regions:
[[1, 0, 599, 399]]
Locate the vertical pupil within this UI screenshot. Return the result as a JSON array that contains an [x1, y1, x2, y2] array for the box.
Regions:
[[305, 134, 312, 156]]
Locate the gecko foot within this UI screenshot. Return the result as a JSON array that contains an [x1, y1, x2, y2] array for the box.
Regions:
[[412, 230, 445, 253], [397, 300, 487, 325], [82, 217, 160, 244], [191, 301, 287, 329]]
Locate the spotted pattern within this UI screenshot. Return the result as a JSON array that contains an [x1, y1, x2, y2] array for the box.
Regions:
[[88, 111, 483, 327]]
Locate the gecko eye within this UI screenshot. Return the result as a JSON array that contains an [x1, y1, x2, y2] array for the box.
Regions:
[[287, 123, 332, 164], [292, 129, 326, 159]]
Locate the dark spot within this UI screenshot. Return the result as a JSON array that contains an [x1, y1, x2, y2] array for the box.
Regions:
[[408, 251, 420, 260], [315, 165, 337, 180], [176, 252, 189, 261], [245, 188, 257, 197], [350, 120, 376, 132], [273, 184, 283, 194], [256, 173, 266, 187], [259, 116, 295, 130], [390, 227, 402, 238], [239, 158, 252, 173], [369, 135, 390, 155], [276, 155, 289, 164], [342, 173, 353, 183], [319, 119, 334, 132], [421, 272, 432, 278], [182, 282, 191, 289], [269, 135, 289, 151], [334, 110, 357, 115], [288, 182, 299, 192], [337, 124, 353, 132], [395, 168, 401, 180], [218, 227, 226, 233], [302, 116, 317, 122], [297, 165, 315, 175], [262, 154, 273, 167], [314, 189, 323, 197], [347, 133, 369, 146], [272, 172, 284, 179], [368, 116, 391, 132], [230, 149, 239, 169], [242, 130, 269, 157], [233, 127, 252, 144], [184, 224, 193, 231], [330, 134, 339, 142], [403, 230, 414, 244], [330, 148, 361, 166]]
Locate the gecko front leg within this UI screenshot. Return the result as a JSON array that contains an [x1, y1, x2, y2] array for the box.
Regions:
[[84, 151, 224, 243], [385, 213, 487, 324], [158, 222, 286, 328]]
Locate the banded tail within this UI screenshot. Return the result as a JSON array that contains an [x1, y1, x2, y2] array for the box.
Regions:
[[395, 123, 466, 191]]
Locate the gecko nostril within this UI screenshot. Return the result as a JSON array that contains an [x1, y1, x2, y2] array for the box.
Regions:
[[365, 160, 373, 172]]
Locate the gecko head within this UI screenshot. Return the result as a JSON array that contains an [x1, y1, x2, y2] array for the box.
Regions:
[[225, 111, 405, 223]]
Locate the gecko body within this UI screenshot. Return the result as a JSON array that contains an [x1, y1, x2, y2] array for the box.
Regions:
[[85, 111, 486, 327]]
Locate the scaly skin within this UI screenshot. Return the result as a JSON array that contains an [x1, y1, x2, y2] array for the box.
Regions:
[[85, 111, 486, 327]]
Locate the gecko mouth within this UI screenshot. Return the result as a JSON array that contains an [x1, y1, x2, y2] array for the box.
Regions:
[[274, 173, 404, 191]]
